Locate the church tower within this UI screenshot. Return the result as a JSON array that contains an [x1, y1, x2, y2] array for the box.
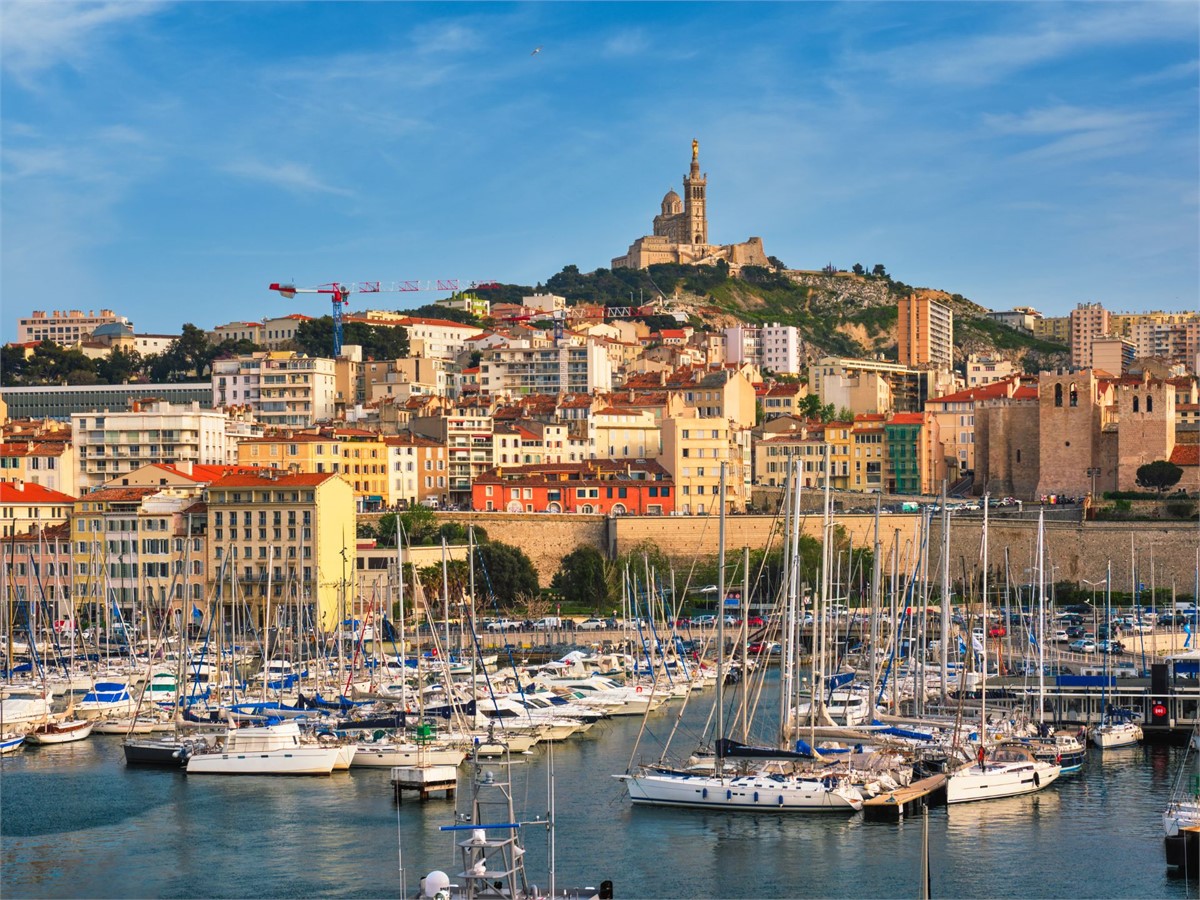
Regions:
[[682, 138, 708, 245]]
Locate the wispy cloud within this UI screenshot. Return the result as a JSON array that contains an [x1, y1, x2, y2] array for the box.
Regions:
[[0, 1, 165, 83], [603, 29, 650, 58], [983, 104, 1163, 163], [853, 4, 1198, 87], [1128, 57, 1200, 87], [221, 160, 354, 198]]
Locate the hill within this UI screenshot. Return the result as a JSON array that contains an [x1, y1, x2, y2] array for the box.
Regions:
[[485, 263, 1069, 370]]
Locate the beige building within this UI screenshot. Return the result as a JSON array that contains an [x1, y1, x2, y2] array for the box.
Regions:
[[658, 415, 746, 514], [0, 440, 76, 497], [1091, 337, 1136, 375], [612, 141, 770, 271], [18, 309, 129, 345], [1033, 316, 1070, 344], [897, 294, 954, 369], [205, 471, 355, 629], [1069, 302, 1111, 369], [965, 355, 1016, 388], [383, 434, 447, 507], [409, 411, 495, 506], [589, 407, 662, 459], [479, 338, 613, 397], [212, 351, 337, 426], [850, 415, 886, 492], [0, 481, 75, 537]]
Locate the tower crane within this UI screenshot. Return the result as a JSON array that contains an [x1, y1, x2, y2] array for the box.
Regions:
[[269, 279, 497, 357]]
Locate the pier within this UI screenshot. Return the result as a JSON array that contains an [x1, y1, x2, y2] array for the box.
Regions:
[[862, 773, 948, 822], [390, 765, 458, 803]]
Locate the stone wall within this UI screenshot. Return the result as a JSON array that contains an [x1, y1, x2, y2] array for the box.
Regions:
[[436, 512, 608, 582], [930, 517, 1200, 597]]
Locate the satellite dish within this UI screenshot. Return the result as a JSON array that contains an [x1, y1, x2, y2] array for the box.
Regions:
[[423, 871, 450, 898]]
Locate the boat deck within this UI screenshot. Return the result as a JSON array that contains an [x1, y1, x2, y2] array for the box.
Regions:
[[862, 773, 948, 822]]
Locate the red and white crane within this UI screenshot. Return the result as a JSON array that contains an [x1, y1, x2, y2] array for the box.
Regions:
[[268, 280, 497, 356]]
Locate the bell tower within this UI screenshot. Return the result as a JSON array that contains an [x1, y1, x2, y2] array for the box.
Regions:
[[682, 138, 708, 245]]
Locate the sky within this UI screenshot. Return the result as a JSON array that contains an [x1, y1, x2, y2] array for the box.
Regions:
[[1, 1, 1197, 343]]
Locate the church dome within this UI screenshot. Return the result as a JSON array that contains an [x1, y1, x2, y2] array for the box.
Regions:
[[661, 189, 682, 215]]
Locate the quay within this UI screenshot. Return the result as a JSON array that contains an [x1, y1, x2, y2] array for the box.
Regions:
[[862, 773, 947, 822], [390, 765, 458, 803]]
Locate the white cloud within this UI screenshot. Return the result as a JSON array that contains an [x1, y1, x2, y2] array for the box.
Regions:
[[983, 104, 1164, 163], [603, 29, 650, 58], [0, 1, 164, 83], [221, 159, 354, 198]]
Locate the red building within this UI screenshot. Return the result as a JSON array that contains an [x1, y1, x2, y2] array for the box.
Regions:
[[472, 460, 674, 515]]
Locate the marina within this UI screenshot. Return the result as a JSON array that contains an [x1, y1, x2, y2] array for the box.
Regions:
[[0, 692, 1195, 899]]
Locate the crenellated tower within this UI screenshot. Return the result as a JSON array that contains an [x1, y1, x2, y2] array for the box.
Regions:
[[682, 138, 708, 245]]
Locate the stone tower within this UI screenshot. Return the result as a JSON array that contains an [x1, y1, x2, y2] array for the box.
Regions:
[[1115, 375, 1175, 490], [683, 138, 708, 245]]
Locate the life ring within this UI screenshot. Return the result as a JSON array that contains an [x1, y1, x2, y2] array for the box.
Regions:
[[636, 686, 643, 694]]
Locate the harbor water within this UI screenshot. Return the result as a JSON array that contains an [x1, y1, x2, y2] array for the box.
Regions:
[[1, 696, 1195, 899]]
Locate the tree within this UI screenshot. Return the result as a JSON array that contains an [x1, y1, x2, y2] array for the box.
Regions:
[[871, 264, 888, 278], [836, 407, 855, 423], [1136, 460, 1184, 494], [473, 541, 539, 608], [293, 317, 409, 360], [408, 303, 480, 327], [397, 506, 438, 546], [96, 346, 143, 384], [852, 263, 865, 276], [551, 545, 615, 612]]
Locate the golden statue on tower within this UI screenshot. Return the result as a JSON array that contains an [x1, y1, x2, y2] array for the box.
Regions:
[[692, 138, 699, 162]]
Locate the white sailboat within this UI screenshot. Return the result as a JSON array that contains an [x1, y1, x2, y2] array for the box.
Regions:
[[946, 744, 1061, 803], [25, 718, 95, 745], [1163, 726, 1200, 870], [1090, 711, 1143, 749]]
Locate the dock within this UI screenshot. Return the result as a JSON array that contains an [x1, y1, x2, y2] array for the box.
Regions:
[[390, 765, 458, 803], [862, 773, 947, 822]]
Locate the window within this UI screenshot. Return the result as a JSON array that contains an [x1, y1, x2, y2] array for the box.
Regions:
[[1146, 395, 1153, 412], [1054, 384, 1063, 407], [1069, 383, 1078, 407], [1133, 396, 1139, 413]]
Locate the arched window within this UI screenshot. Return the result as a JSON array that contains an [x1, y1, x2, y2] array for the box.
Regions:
[[1069, 383, 1078, 407], [1146, 395, 1153, 413], [1016, 449, 1022, 463], [1133, 396, 1139, 413], [1054, 384, 1063, 407]]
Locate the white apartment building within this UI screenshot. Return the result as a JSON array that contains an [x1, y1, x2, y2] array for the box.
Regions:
[[658, 416, 747, 515], [71, 401, 238, 491], [724, 323, 801, 375], [523, 293, 567, 314], [17, 309, 130, 345], [965, 355, 1016, 387], [400, 316, 484, 360], [589, 407, 662, 459], [479, 339, 613, 397], [211, 352, 336, 427]]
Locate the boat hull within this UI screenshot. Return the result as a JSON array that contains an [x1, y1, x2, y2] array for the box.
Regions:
[[351, 744, 466, 768], [186, 746, 340, 775], [123, 738, 188, 767], [618, 771, 864, 812], [1092, 724, 1142, 749], [947, 761, 1061, 804], [25, 720, 94, 745]]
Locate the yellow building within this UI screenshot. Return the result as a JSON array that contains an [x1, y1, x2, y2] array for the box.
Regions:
[[2, 481, 75, 537], [850, 415, 886, 492], [204, 471, 355, 630], [236, 430, 390, 511], [0, 440, 76, 497], [383, 434, 448, 508], [658, 416, 746, 514]]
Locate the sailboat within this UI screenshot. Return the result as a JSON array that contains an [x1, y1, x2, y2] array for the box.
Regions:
[[615, 463, 865, 814], [25, 718, 95, 745], [1163, 725, 1200, 870], [1090, 707, 1143, 749], [946, 502, 1061, 803]]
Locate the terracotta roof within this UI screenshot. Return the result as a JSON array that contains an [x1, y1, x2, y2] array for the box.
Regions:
[[0, 482, 77, 503], [398, 316, 481, 330], [1169, 445, 1199, 467], [75, 486, 158, 503], [381, 434, 442, 448], [156, 463, 264, 482], [888, 413, 927, 425], [239, 433, 337, 444], [476, 459, 671, 484], [928, 377, 1019, 405], [0, 522, 71, 543], [1013, 386, 1038, 400], [207, 472, 339, 488], [0, 441, 70, 458]]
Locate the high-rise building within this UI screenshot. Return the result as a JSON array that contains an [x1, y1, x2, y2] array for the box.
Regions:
[[1091, 336, 1136, 375], [1069, 302, 1111, 369], [724, 323, 802, 375], [897, 295, 954, 369]]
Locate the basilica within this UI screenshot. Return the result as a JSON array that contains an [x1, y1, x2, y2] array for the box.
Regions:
[[611, 140, 770, 271]]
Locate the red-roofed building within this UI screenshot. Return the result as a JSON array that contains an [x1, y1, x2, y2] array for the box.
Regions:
[[0, 440, 76, 497], [472, 460, 674, 515], [925, 376, 1032, 474], [885, 412, 945, 495], [0, 481, 76, 536]]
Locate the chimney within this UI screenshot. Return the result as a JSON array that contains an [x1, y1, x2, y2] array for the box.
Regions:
[[178, 460, 194, 476], [11, 480, 23, 492]]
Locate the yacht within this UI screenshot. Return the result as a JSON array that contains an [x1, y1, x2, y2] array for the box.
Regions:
[[185, 721, 341, 775], [946, 745, 1061, 803], [617, 766, 864, 812]]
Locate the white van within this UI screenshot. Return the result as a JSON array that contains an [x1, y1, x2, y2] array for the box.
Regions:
[[419, 498, 440, 510], [532, 617, 562, 630]]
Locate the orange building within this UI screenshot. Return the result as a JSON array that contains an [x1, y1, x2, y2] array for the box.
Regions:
[[471, 460, 674, 515]]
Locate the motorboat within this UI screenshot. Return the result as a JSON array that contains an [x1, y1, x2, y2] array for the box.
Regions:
[[946, 745, 1061, 804], [25, 719, 95, 745], [1, 732, 26, 753], [350, 740, 466, 769], [0, 687, 54, 724], [76, 682, 138, 719], [185, 721, 341, 775]]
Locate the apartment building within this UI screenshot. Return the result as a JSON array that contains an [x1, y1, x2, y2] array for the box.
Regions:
[[1092, 337, 1136, 376], [589, 407, 661, 459], [884, 412, 945, 495], [724, 323, 802, 375], [0, 523, 72, 622], [1032, 316, 1070, 344], [205, 471, 355, 630], [658, 416, 746, 514], [850, 415, 886, 492], [409, 412, 495, 507], [382, 434, 447, 508], [260, 314, 313, 349], [211, 352, 336, 426], [0, 440, 76, 497], [965, 355, 1016, 388], [1069, 302, 1111, 369], [897, 295, 954, 369], [1, 383, 212, 421], [0, 481, 75, 537], [472, 460, 674, 515], [17, 309, 129, 345], [72, 401, 246, 491], [479, 340, 613, 397]]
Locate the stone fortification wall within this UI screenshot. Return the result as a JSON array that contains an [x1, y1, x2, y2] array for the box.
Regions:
[[436, 512, 608, 581], [929, 517, 1200, 596]]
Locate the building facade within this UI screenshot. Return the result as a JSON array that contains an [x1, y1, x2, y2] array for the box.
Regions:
[[17, 309, 129, 345], [472, 460, 674, 515], [897, 294, 954, 370]]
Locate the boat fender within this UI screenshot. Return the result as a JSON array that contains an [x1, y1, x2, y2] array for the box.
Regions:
[[702, 788, 708, 799], [778, 795, 784, 806], [754, 792, 759, 802], [635, 686, 643, 694], [1033, 772, 1041, 788], [726, 789, 732, 800]]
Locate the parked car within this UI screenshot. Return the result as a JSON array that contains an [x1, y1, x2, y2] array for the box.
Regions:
[[577, 618, 605, 631], [1052, 629, 1071, 643], [486, 619, 521, 632], [736, 616, 765, 628], [748, 641, 780, 655], [1066, 625, 1085, 639], [1098, 639, 1125, 654], [692, 615, 717, 627], [988, 624, 1007, 638], [672, 617, 692, 628], [1068, 638, 1096, 654]]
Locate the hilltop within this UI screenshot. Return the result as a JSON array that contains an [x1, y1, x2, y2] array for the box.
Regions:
[[487, 263, 1070, 370]]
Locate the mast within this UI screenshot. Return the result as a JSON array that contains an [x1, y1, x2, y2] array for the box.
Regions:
[[741, 545, 750, 742], [869, 493, 882, 709], [441, 537, 450, 657], [981, 493, 989, 741], [1037, 508, 1046, 724], [939, 480, 950, 707], [715, 463, 726, 774], [262, 546, 273, 705], [778, 462, 794, 743]]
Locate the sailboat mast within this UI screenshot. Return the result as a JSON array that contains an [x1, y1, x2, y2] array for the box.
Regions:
[[981, 493, 989, 739], [869, 493, 881, 709], [741, 546, 750, 742], [939, 480, 950, 707], [1037, 508, 1046, 724], [715, 463, 726, 774], [441, 537, 450, 656], [778, 463, 794, 744]]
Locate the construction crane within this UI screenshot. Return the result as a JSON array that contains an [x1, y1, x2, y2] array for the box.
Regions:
[[269, 280, 498, 357]]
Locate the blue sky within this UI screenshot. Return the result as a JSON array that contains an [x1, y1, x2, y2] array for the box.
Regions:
[[2, 2, 1197, 342]]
